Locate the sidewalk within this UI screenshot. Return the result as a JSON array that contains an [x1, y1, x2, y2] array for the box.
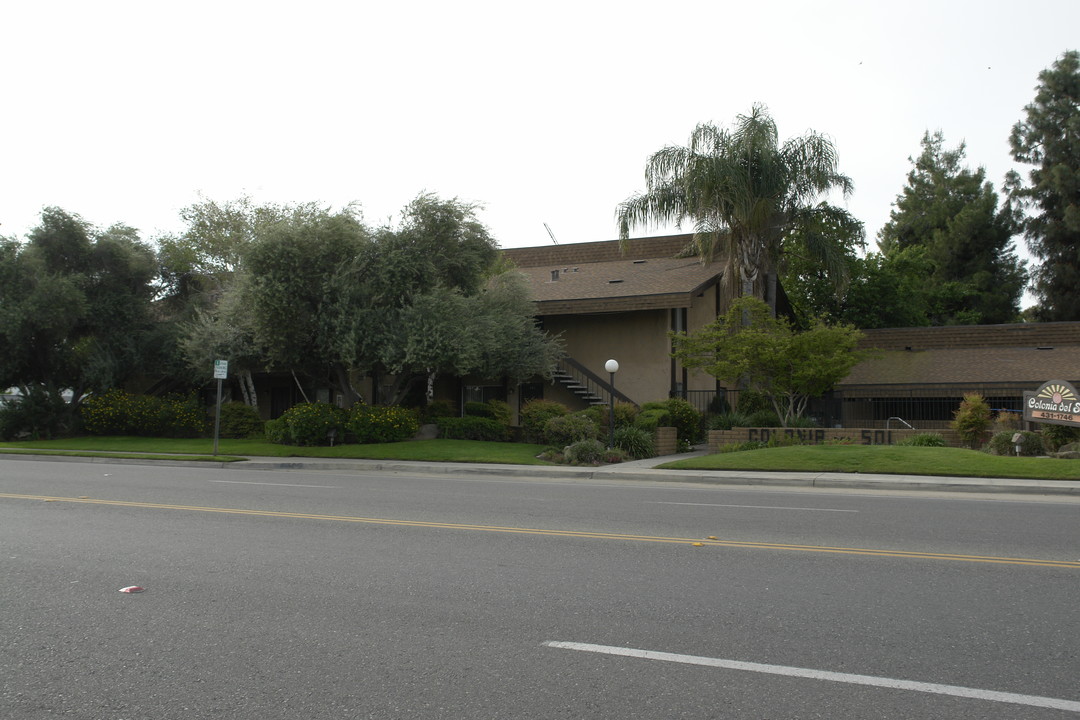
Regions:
[[231, 450, 1080, 497], [4, 449, 1078, 496]]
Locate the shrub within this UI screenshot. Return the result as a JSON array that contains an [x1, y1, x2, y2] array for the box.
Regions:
[[602, 448, 628, 464], [348, 404, 419, 444], [577, 405, 604, 427], [613, 425, 654, 459], [520, 399, 569, 443], [158, 393, 209, 438], [784, 415, 818, 428], [463, 401, 494, 418], [272, 402, 348, 446], [218, 402, 264, 439], [708, 412, 748, 431], [736, 388, 771, 415], [951, 393, 992, 449], [895, 432, 946, 447], [564, 438, 605, 465], [991, 410, 1023, 434], [536, 447, 565, 463], [1040, 423, 1080, 452], [0, 386, 72, 440], [986, 430, 1044, 456], [612, 402, 639, 429], [707, 394, 730, 415], [80, 389, 206, 438], [719, 434, 805, 452], [718, 440, 769, 453], [264, 418, 287, 444], [745, 410, 782, 428], [663, 397, 703, 444], [543, 413, 599, 447], [436, 416, 510, 441], [486, 399, 513, 427], [635, 408, 671, 432], [422, 400, 456, 423], [80, 388, 141, 435]]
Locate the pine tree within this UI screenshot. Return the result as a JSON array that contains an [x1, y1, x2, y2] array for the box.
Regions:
[[1007, 50, 1080, 321], [879, 131, 1025, 325]]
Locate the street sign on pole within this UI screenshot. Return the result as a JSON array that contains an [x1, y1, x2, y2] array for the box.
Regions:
[[212, 360, 228, 455]]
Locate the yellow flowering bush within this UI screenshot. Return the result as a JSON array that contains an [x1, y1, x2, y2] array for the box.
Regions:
[[347, 404, 419, 444], [272, 402, 348, 446], [80, 389, 207, 437]]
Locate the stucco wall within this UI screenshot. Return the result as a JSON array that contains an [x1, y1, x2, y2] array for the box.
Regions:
[[544, 310, 672, 406], [683, 284, 721, 393]]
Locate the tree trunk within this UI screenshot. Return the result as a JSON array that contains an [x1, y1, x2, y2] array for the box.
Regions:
[[243, 370, 258, 409], [331, 363, 362, 407], [291, 370, 311, 404]]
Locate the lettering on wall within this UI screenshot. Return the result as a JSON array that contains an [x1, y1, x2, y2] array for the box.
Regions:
[[744, 428, 895, 445]]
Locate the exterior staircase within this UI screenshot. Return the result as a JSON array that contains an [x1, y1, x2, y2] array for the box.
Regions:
[[551, 358, 635, 407]]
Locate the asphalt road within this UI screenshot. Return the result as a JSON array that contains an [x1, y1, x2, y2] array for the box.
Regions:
[[2, 458, 1079, 719]]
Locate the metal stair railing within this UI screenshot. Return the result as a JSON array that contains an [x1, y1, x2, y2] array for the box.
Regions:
[[555, 357, 635, 406]]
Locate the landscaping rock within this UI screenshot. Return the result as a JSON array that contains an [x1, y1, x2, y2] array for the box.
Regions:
[[412, 423, 439, 441]]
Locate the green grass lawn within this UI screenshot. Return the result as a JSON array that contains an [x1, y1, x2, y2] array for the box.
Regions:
[[3, 436, 1078, 480], [0, 436, 553, 465], [660, 444, 1080, 481]]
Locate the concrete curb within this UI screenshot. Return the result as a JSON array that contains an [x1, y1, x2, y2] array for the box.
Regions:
[[229, 458, 1080, 496], [4, 452, 1079, 496]]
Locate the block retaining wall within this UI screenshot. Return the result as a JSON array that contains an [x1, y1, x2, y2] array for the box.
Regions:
[[653, 427, 678, 456], [708, 427, 963, 452]]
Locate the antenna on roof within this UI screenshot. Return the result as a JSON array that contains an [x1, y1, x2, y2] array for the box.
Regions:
[[543, 222, 559, 245]]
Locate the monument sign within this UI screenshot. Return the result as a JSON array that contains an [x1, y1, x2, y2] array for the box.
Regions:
[[1023, 380, 1080, 428]]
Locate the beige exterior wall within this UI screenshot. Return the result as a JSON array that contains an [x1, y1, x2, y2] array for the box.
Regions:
[[683, 285, 721, 394], [544, 310, 672, 406], [541, 284, 722, 408]]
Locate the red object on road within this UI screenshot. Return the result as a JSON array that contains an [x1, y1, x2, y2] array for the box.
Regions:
[[118, 586, 145, 593]]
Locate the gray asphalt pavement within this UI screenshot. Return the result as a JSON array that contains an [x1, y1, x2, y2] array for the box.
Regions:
[[3, 456, 1079, 718]]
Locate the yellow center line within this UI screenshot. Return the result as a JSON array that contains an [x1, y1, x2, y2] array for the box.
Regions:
[[4, 492, 1078, 569]]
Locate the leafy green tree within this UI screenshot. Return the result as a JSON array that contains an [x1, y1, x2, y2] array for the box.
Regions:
[[879, 131, 1025, 325], [0, 208, 158, 430], [238, 194, 562, 406], [1007, 50, 1080, 321], [379, 271, 564, 404], [161, 197, 336, 406], [671, 296, 866, 425], [156, 196, 308, 312], [333, 195, 559, 404], [243, 204, 372, 404], [785, 246, 936, 329], [179, 273, 264, 406], [616, 104, 858, 306]]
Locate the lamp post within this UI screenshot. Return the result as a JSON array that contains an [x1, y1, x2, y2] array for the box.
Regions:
[[605, 358, 619, 448]]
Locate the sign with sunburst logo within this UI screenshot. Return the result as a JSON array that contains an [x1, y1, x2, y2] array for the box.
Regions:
[[1023, 380, 1080, 427]]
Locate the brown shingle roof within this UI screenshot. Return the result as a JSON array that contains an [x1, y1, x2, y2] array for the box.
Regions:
[[503, 234, 694, 267], [840, 347, 1080, 389], [858, 322, 1080, 350], [504, 235, 724, 315]]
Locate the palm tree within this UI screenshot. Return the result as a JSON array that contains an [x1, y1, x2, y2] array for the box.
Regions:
[[616, 104, 859, 306]]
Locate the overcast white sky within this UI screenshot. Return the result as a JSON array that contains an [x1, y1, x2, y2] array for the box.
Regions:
[[3, 0, 1078, 262]]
